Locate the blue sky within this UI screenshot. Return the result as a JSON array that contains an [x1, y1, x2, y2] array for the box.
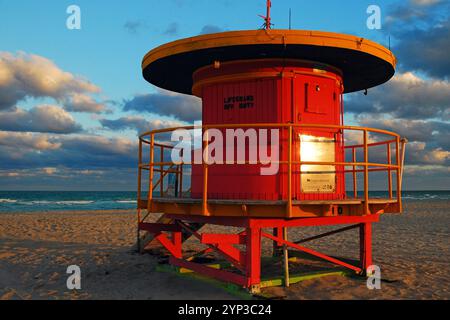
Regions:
[[0, 0, 449, 190], [0, 0, 394, 100]]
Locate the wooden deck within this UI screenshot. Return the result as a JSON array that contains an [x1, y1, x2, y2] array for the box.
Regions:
[[139, 197, 400, 218]]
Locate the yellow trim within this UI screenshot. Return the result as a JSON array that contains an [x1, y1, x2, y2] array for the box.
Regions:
[[142, 29, 396, 71], [192, 58, 344, 78]]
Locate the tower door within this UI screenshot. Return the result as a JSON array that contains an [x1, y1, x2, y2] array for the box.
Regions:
[[293, 75, 341, 199]]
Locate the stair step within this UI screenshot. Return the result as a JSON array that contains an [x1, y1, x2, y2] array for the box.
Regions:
[[138, 214, 205, 254]]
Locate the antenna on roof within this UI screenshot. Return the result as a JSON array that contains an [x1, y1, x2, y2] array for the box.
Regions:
[[259, 0, 273, 30], [289, 8, 292, 30]]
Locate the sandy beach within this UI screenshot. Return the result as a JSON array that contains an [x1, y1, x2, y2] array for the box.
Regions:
[[0, 201, 448, 300]]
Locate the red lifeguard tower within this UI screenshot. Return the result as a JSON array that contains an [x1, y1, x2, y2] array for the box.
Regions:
[[137, 1, 407, 294]]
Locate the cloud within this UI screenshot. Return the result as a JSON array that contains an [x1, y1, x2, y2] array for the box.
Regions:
[[385, 0, 446, 31], [406, 142, 449, 166], [0, 132, 137, 170], [0, 105, 82, 134], [64, 93, 107, 113], [385, 1, 450, 78], [0, 167, 137, 191], [0, 132, 61, 151], [394, 20, 450, 79], [411, 0, 442, 7], [163, 22, 179, 36], [346, 72, 450, 120], [199, 25, 224, 35], [124, 20, 143, 34], [123, 89, 201, 122], [41, 167, 58, 175], [100, 116, 184, 135], [356, 118, 449, 166], [359, 118, 449, 148], [0, 52, 104, 113]]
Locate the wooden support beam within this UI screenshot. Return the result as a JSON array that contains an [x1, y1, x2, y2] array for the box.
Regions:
[[201, 233, 246, 245], [139, 222, 182, 233]]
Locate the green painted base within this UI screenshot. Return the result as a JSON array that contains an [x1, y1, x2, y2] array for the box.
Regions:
[[155, 261, 353, 299], [155, 264, 255, 300], [260, 270, 351, 288]]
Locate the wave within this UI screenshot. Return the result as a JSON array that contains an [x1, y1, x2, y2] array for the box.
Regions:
[[14, 200, 95, 206], [0, 199, 17, 203], [55, 201, 94, 205], [115, 200, 136, 204]]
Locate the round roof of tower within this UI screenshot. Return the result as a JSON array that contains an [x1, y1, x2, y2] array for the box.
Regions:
[[142, 29, 396, 94]]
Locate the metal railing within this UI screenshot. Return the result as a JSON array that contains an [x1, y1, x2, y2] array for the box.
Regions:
[[138, 123, 407, 220]]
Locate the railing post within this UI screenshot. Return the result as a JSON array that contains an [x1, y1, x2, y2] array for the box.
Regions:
[[363, 130, 369, 215], [138, 139, 142, 217], [387, 143, 393, 199], [396, 137, 403, 212], [160, 145, 164, 197], [202, 128, 209, 216], [147, 134, 155, 212], [287, 125, 293, 218], [352, 147, 357, 199], [179, 148, 184, 198], [137, 139, 143, 251]]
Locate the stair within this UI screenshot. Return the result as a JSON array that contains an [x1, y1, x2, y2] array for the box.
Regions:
[[139, 213, 204, 254]]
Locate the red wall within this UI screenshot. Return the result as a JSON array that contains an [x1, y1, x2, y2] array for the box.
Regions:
[[191, 59, 345, 201]]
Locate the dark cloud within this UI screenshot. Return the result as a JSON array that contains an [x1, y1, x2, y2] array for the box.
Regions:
[[123, 90, 201, 122], [199, 25, 224, 35], [385, 0, 450, 78], [345, 72, 450, 120], [394, 20, 450, 79], [0, 167, 137, 191], [0, 132, 137, 170], [356, 118, 449, 166], [0, 105, 82, 134], [100, 116, 184, 135], [359, 118, 449, 149]]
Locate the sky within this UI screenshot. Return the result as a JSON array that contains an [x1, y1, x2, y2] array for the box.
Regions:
[[0, 0, 449, 191]]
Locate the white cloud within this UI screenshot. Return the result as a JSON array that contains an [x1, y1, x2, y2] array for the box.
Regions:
[[411, 0, 441, 6], [0, 131, 62, 151], [0, 52, 104, 113], [42, 167, 58, 175], [0, 105, 82, 133], [64, 93, 107, 113], [347, 72, 450, 120]]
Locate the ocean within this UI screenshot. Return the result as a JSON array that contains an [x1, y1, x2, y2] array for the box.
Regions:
[[0, 190, 449, 213]]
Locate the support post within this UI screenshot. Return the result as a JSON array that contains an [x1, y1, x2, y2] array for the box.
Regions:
[[272, 227, 283, 257], [283, 227, 290, 287], [246, 225, 261, 293], [359, 222, 373, 274], [172, 228, 182, 259]]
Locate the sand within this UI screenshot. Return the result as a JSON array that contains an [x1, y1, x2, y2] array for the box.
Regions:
[[0, 201, 448, 300]]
